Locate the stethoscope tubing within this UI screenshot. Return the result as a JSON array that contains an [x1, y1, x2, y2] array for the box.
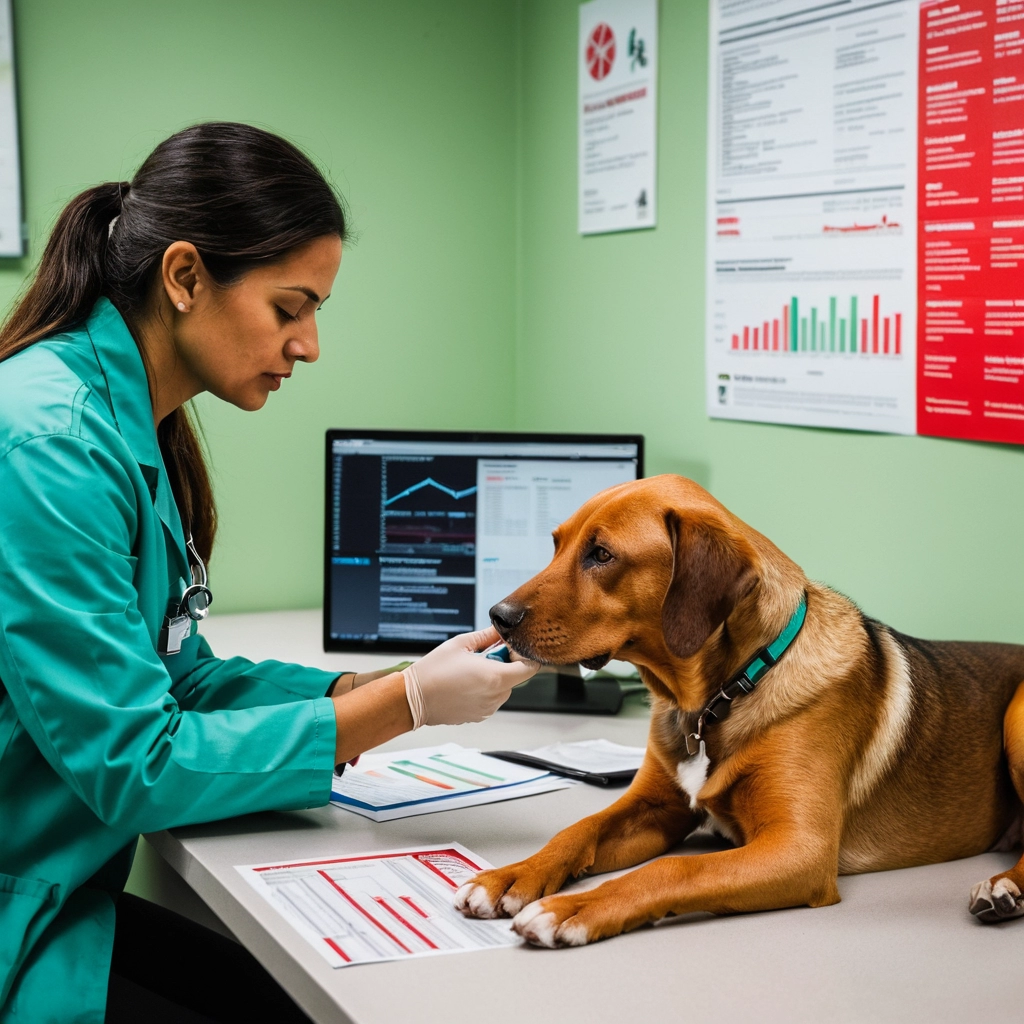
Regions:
[[180, 533, 213, 622]]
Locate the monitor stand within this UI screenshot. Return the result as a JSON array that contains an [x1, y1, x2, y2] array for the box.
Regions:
[[499, 667, 624, 715]]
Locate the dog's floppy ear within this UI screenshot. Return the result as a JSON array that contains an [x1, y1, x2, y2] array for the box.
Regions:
[[661, 511, 757, 658]]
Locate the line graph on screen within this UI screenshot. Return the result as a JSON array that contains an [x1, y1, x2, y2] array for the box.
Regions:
[[384, 478, 478, 507], [381, 461, 478, 551]]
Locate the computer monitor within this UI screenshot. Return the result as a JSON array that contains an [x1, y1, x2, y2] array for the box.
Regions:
[[323, 430, 643, 666]]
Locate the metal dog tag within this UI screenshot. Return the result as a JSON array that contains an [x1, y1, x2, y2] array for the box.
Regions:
[[159, 614, 191, 656]]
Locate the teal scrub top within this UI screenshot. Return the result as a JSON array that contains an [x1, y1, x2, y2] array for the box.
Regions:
[[0, 298, 340, 1022]]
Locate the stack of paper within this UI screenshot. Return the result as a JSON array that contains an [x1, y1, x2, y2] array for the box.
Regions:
[[238, 843, 520, 967], [330, 743, 572, 821]]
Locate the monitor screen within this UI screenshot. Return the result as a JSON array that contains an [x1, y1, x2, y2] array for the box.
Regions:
[[324, 431, 643, 653]]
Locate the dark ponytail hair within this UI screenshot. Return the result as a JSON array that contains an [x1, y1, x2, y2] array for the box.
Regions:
[[0, 122, 348, 560]]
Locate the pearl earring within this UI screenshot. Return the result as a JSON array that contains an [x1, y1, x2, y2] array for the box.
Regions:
[[177, 302, 188, 312]]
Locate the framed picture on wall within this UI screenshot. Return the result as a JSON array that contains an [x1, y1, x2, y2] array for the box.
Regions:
[[0, 0, 23, 257]]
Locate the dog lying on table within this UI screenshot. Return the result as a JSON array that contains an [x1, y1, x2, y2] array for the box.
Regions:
[[454, 475, 1024, 946]]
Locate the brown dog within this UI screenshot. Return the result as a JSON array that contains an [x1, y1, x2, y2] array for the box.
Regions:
[[454, 475, 1024, 946]]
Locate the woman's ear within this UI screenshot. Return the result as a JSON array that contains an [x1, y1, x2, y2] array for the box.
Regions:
[[661, 510, 757, 658], [161, 241, 204, 312]]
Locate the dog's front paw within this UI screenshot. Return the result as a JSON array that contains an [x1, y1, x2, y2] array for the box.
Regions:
[[969, 877, 1024, 923], [455, 864, 546, 919], [454, 876, 503, 919], [511, 897, 592, 948]]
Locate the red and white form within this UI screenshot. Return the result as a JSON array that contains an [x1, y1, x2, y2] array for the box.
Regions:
[[238, 844, 519, 968], [918, 0, 1024, 442]]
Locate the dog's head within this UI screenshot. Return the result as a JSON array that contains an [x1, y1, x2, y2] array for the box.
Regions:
[[489, 475, 759, 670]]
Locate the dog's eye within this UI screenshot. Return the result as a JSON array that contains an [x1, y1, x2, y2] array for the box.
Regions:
[[591, 546, 613, 564]]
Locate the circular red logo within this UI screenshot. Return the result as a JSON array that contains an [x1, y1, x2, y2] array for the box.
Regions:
[[586, 22, 616, 81]]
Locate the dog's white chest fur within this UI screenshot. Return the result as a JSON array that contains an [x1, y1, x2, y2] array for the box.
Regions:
[[676, 743, 710, 811], [676, 747, 741, 843]]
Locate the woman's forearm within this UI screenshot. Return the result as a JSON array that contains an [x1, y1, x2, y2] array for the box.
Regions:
[[331, 671, 413, 764], [329, 663, 412, 698]]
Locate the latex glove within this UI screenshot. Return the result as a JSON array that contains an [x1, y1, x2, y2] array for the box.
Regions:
[[403, 627, 539, 728]]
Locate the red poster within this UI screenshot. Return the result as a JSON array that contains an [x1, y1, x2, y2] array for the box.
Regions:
[[918, 0, 1024, 443]]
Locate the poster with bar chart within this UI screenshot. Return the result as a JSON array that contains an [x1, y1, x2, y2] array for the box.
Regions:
[[706, 0, 1024, 445], [706, 0, 918, 434], [730, 295, 904, 358]]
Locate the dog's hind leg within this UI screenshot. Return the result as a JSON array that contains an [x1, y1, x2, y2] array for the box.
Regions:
[[455, 755, 697, 920], [970, 679, 1024, 923]]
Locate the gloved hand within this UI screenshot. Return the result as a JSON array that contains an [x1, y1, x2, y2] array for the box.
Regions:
[[403, 627, 539, 728]]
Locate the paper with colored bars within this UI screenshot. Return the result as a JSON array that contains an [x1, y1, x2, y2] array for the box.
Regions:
[[330, 743, 572, 821], [238, 844, 519, 967]]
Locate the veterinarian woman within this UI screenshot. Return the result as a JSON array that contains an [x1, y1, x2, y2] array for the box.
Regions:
[[0, 122, 538, 1023]]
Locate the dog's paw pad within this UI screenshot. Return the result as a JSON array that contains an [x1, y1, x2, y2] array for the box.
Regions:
[[511, 901, 589, 948], [970, 878, 1024, 922], [454, 882, 498, 919]]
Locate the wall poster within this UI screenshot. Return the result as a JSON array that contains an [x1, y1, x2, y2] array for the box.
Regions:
[[579, 0, 658, 235], [705, 0, 1024, 445]]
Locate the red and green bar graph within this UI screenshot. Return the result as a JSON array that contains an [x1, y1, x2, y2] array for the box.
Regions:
[[730, 294, 902, 355]]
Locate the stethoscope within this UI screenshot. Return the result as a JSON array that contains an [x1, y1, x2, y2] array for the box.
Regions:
[[158, 533, 214, 656]]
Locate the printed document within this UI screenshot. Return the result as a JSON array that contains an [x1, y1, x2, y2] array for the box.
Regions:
[[331, 743, 572, 821], [238, 843, 519, 967]]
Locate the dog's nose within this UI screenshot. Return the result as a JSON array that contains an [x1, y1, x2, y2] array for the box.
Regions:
[[489, 600, 526, 634]]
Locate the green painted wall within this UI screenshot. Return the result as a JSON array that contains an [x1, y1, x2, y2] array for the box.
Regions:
[[5, 0, 519, 611], [515, 0, 1024, 644], [6, 1, 1022, 642]]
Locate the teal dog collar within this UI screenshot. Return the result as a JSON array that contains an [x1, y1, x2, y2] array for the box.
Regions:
[[684, 593, 808, 757]]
